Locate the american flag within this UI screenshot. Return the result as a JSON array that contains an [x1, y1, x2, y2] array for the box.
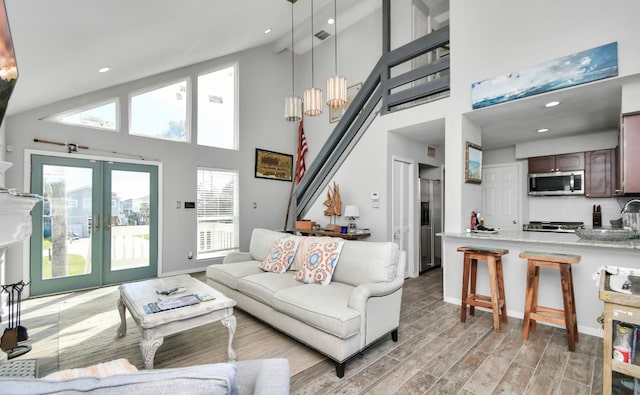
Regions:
[[296, 120, 308, 184]]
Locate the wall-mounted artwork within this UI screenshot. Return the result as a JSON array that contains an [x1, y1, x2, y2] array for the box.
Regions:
[[0, 0, 17, 127], [471, 42, 618, 110], [465, 141, 482, 184], [255, 149, 293, 182], [329, 83, 362, 123]]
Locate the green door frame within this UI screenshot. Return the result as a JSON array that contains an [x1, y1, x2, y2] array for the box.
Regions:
[[30, 155, 159, 296]]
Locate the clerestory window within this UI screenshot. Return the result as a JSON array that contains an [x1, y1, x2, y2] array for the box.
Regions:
[[130, 79, 190, 142]]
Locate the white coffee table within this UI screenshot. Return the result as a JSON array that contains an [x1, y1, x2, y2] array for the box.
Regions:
[[117, 275, 237, 369]]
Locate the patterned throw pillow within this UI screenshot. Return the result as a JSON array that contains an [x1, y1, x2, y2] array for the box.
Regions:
[[289, 235, 334, 271], [259, 238, 300, 273], [295, 240, 345, 285]]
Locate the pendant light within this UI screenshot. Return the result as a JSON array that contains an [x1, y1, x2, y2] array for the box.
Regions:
[[303, 0, 322, 116], [284, 0, 302, 122], [326, 0, 346, 108]]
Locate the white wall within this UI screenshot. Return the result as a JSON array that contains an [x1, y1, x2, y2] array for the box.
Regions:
[[3, 44, 297, 282]]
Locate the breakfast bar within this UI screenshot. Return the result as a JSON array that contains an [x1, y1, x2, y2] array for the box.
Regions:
[[441, 230, 640, 337]]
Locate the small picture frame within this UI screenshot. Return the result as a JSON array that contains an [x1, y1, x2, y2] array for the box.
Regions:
[[465, 141, 482, 184], [255, 148, 293, 182], [329, 83, 362, 123]]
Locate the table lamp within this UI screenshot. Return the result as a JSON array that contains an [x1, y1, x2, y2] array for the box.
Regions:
[[343, 205, 360, 233]]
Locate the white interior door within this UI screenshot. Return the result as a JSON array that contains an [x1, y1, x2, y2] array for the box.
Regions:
[[482, 163, 521, 231], [392, 156, 416, 278]]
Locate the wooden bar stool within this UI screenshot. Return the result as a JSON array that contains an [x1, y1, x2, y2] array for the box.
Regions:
[[457, 246, 509, 331], [520, 251, 580, 351]]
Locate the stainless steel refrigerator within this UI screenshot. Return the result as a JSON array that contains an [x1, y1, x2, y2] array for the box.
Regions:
[[420, 179, 442, 272]]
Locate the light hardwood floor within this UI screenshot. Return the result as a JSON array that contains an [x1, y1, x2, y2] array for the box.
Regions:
[[290, 268, 604, 395], [8, 269, 604, 394]]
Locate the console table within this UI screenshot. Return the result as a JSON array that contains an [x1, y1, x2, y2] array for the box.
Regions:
[[294, 228, 370, 240]]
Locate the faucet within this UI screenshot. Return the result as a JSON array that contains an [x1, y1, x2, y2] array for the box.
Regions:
[[622, 199, 640, 213]]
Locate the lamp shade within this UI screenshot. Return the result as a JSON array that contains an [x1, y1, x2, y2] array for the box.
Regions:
[[284, 96, 302, 122], [303, 87, 323, 116], [327, 75, 347, 108], [343, 205, 359, 218]]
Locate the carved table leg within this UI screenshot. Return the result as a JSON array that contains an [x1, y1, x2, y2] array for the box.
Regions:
[[140, 331, 164, 370], [221, 314, 237, 361], [117, 297, 127, 337]]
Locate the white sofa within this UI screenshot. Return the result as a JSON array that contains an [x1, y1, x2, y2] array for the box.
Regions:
[[205, 228, 406, 378]]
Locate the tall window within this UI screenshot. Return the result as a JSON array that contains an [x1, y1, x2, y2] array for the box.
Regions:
[[197, 64, 237, 150], [196, 167, 239, 258], [130, 79, 189, 142]]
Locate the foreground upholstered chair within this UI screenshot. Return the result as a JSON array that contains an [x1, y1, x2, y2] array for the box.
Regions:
[[0, 358, 290, 395]]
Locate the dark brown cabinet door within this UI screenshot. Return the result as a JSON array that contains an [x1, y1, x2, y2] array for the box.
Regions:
[[555, 152, 585, 171], [528, 153, 584, 173], [620, 113, 640, 194], [528, 156, 555, 173], [585, 149, 615, 197]]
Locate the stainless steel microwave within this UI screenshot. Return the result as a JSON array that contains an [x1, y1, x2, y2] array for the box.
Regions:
[[528, 170, 585, 196]]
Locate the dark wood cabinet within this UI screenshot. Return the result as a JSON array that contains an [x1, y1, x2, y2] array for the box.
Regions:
[[617, 113, 640, 195], [528, 152, 585, 173], [585, 149, 615, 197]]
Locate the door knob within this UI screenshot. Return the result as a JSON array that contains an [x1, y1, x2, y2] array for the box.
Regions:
[[512, 220, 518, 224]]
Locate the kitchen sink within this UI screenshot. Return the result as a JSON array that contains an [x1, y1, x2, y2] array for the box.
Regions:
[[575, 227, 636, 241]]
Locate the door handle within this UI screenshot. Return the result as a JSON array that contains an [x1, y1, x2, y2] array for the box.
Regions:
[[104, 214, 111, 231], [393, 230, 401, 240], [512, 220, 517, 224], [569, 174, 575, 192], [93, 214, 100, 231]]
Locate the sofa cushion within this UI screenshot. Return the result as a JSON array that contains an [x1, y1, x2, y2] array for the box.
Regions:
[[295, 240, 345, 285], [237, 272, 302, 306], [258, 238, 299, 273], [249, 228, 287, 261], [332, 241, 399, 286], [1, 362, 238, 395], [206, 261, 263, 290], [272, 282, 360, 339]]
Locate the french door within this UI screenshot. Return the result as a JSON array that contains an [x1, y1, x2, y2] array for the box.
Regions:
[[30, 155, 158, 296]]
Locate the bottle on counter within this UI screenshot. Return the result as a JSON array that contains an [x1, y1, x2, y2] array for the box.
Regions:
[[471, 211, 477, 230]]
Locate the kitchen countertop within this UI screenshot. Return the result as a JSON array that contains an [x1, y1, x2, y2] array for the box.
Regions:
[[439, 230, 640, 250]]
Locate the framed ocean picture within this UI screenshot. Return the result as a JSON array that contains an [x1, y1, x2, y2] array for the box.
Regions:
[[471, 42, 618, 110]]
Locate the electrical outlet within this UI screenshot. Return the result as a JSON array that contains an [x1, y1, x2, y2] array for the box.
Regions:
[[188, 250, 193, 259]]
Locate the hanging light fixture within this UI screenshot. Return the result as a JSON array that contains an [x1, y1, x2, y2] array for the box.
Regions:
[[284, 0, 302, 122], [303, 0, 322, 116], [326, 0, 346, 108]]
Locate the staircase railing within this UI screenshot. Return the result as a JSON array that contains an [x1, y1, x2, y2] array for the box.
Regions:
[[295, 25, 450, 219]]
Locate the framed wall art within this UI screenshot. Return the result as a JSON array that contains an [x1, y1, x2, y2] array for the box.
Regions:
[[465, 141, 482, 184], [329, 83, 362, 123], [254, 148, 293, 182]]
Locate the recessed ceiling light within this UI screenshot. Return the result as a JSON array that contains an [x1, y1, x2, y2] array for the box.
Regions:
[[537, 128, 549, 133], [328, 18, 335, 25], [264, 28, 272, 34], [98, 67, 110, 73], [544, 101, 560, 108]]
